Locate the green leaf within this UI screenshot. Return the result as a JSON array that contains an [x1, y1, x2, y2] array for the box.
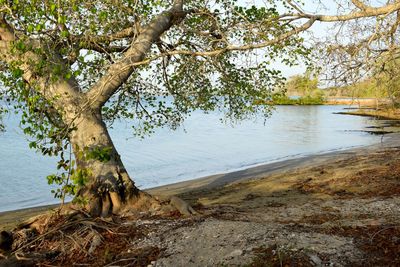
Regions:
[[29, 141, 37, 149], [50, 3, 56, 12], [60, 30, 69, 38], [27, 24, 34, 32], [35, 24, 43, 31]]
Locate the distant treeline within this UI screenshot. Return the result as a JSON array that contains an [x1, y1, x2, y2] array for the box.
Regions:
[[324, 79, 387, 99], [273, 70, 396, 106], [272, 72, 326, 105], [271, 94, 325, 105]]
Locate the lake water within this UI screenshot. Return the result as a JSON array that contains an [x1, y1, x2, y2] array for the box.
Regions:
[[0, 105, 388, 212]]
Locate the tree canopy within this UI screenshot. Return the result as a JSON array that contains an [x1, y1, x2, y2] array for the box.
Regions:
[[0, 0, 309, 136]]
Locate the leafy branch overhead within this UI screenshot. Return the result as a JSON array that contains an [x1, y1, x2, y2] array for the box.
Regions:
[[0, 0, 309, 127]]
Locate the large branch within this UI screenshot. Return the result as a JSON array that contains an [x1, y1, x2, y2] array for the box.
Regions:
[[83, 17, 317, 69], [77, 43, 128, 54], [0, 17, 83, 116], [86, 0, 185, 109], [75, 26, 137, 44]]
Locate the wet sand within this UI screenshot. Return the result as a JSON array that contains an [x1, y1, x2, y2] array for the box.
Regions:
[[150, 132, 399, 196]]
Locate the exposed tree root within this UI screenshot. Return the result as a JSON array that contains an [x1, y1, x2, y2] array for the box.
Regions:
[[168, 196, 198, 216], [72, 188, 198, 219], [0, 210, 159, 266], [0, 192, 197, 266]]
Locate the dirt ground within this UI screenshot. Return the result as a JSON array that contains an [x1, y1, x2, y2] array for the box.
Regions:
[[1, 136, 400, 266]]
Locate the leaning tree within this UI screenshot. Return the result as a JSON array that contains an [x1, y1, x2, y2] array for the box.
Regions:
[[1, 0, 399, 217]]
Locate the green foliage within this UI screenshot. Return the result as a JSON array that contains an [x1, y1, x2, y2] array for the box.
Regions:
[[45, 145, 110, 200], [71, 195, 88, 206], [71, 168, 90, 187], [325, 77, 388, 99], [372, 57, 400, 105], [271, 94, 325, 105], [74, 145, 113, 162], [0, 0, 312, 199], [47, 155, 76, 200], [0, 0, 310, 136], [272, 71, 325, 105], [285, 72, 319, 97], [47, 173, 75, 199], [46, 157, 91, 200], [84, 146, 112, 163]]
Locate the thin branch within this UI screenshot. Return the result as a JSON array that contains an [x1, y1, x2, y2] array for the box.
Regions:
[[285, 0, 305, 14], [70, 27, 137, 45], [351, 0, 370, 11], [310, 2, 400, 22]]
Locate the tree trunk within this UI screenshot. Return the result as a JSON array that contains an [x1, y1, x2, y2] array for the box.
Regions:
[[68, 110, 159, 217]]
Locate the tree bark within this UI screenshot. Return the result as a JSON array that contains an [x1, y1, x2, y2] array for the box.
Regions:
[[68, 110, 158, 217]]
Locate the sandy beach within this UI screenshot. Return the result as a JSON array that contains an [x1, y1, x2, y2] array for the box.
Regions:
[[1, 132, 400, 266]]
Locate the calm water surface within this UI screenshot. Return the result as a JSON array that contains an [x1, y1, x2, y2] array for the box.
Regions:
[[0, 106, 387, 212]]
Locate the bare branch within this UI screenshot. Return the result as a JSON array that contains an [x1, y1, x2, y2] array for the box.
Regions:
[[351, 0, 369, 11], [79, 43, 129, 54], [310, 2, 400, 22], [285, 0, 305, 14]]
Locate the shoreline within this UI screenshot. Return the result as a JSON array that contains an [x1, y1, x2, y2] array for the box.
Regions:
[[0, 141, 378, 214], [336, 109, 400, 120], [2, 132, 399, 229]]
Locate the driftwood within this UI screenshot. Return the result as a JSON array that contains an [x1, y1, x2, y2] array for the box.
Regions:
[[169, 196, 198, 216]]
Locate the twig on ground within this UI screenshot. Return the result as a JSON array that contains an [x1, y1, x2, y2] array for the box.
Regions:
[[66, 233, 88, 256], [15, 252, 31, 261], [12, 218, 86, 254], [370, 225, 400, 242]]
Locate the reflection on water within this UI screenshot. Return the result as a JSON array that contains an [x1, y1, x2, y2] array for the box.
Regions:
[[0, 105, 390, 212]]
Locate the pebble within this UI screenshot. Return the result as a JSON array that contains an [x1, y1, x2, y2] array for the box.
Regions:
[[225, 249, 243, 258], [309, 253, 323, 266]]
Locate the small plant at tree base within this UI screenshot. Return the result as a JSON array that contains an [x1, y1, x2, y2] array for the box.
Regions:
[[84, 146, 113, 163]]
